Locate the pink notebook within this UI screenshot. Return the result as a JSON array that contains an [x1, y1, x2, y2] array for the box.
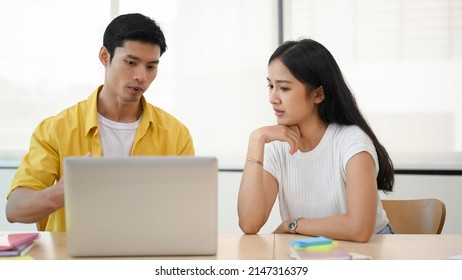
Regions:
[[0, 233, 40, 251]]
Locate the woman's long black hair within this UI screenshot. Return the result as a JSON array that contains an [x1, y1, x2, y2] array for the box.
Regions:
[[269, 39, 394, 192]]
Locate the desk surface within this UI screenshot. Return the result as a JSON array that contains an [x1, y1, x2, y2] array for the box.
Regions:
[[21, 232, 275, 260], [275, 234, 462, 260], [4, 232, 462, 260]]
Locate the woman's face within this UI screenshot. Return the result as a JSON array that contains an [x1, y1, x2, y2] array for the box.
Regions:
[[267, 59, 323, 126]]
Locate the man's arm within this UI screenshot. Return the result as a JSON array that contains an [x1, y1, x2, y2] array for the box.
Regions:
[[6, 178, 64, 224]]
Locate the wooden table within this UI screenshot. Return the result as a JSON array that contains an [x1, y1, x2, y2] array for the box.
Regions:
[[274, 234, 462, 260], [22, 232, 275, 260], [4, 232, 462, 260]]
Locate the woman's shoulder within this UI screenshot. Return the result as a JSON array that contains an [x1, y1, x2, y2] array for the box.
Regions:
[[330, 123, 369, 140], [327, 124, 375, 152]]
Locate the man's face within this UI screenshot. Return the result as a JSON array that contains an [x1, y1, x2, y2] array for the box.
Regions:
[[101, 40, 161, 103]]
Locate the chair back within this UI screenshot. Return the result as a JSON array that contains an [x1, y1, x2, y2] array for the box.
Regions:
[[382, 198, 446, 234]]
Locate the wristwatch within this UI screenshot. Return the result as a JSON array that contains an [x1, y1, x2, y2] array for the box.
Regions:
[[288, 218, 302, 234]]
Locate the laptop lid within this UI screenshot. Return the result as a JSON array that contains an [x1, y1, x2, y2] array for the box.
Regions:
[[64, 156, 217, 257]]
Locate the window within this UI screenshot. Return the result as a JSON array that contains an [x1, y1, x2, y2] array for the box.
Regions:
[[0, 0, 276, 166], [285, 0, 462, 153], [1, 0, 461, 166], [0, 0, 109, 158], [118, 0, 276, 165]]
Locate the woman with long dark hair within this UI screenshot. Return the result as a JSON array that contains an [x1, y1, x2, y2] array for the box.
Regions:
[[238, 39, 394, 242]]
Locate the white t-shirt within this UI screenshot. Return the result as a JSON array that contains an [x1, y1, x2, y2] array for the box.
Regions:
[[264, 123, 389, 233], [98, 113, 140, 157]]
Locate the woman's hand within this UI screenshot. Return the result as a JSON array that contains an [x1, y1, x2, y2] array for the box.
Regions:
[[252, 125, 302, 155]]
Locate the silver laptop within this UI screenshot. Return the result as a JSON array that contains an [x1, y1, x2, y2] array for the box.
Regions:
[[64, 156, 217, 257]]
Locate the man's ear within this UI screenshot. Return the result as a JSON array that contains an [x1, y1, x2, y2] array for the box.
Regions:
[[99, 46, 110, 66], [313, 86, 325, 104]]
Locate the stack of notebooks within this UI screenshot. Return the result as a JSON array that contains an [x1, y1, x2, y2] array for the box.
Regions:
[[290, 236, 370, 260], [0, 233, 40, 257]]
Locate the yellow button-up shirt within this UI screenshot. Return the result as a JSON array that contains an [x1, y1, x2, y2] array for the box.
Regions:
[[8, 86, 195, 231]]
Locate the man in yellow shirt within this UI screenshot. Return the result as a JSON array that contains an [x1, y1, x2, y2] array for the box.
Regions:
[[6, 13, 195, 232]]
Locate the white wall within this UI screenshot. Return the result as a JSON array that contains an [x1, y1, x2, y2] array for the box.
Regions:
[[218, 171, 462, 234], [2, 168, 461, 234]]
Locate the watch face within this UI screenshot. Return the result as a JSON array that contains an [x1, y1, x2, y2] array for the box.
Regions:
[[289, 220, 296, 230]]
